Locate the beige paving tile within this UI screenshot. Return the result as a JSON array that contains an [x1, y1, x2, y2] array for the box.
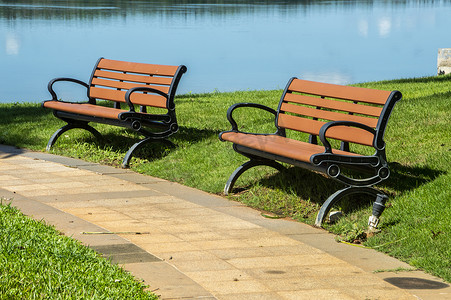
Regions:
[[0, 163, 29, 170], [129, 209, 178, 220], [184, 269, 253, 282], [171, 258, 235, 272], [49, 200, 108, 209], [49, 169, 98, 177], [190, 239, 253, 250], [62, 207, 133, 222], [140, 241, 199, 253], [93, 220, 162, 234], [111, 193, 180, 205], [208, 247, 272, 260], [2, 183, 52, 192], [227, 253, 344, 269], [121, 208, 177, 220], [261, 244, 324, 256], [225, 227, 277, 238], [200, 279, 271, 295], [121, 233, 183, 245], [73, 175, 131, 185], [246, 235, 304, 247], [95, 197, 165, 206], [324, 274, 392, 288], [2, 156, 31, 162], [262, 277, 325, 291], [83, 213, 135, 223], [155, 250, 220, 262], [42, 181, 92, 189], [1, 168, 40, 176], [170, 207, 228, 217], [153, 201, 203, 210], [140, 218, 189, 228], [59, 206, 116, 215], [184, 212, 243, 223], [6, 169, 54, 180], [279, 289, 356, 300], [345, 287, 415, 299], [130, 195, 181, 204], [25, 163, 75, 172], [218, 293, 285, 300], [0, 174, 21, 181], [72, 184, 149, 193], [123, 261, 215, 299], [202, 220, 261, 231], [29, 177, 75, 184], [13, 188, 85, 197], [174, 231, 232, 242], [161, 223, 212, 234], [245, 263, 365, 280], [0, 179, 35, 186], [21, 184, 149, 197]]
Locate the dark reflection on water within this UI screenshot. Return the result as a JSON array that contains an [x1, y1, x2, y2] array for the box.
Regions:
[[1, 0, 451, 102]]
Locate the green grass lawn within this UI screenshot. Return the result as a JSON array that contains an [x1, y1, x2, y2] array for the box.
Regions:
[[0, 74, 450, 283], [0, 200, 157, 299]]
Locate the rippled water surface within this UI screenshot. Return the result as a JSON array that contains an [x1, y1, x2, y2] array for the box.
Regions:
[[1, 0, 451, 102]]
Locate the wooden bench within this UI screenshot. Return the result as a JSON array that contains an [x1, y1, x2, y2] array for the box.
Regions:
[[42, 58, 187, 167], [219, 78, 402, 228]]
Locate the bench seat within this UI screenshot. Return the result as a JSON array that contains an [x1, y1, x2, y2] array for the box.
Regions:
[[43, 101, 128, 120], [220, 132, 359, 163]]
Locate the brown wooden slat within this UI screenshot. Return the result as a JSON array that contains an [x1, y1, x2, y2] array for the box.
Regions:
[[89, 87, 167, 108], [43, 101, 125, 119], [283, 93, 382, 117], [278, 113, 323, 136], [280, 103, 378, 128], [91, 78, 170, 94], [90, 87, 125, 102], [129, 92, 167, 108], [220, 132, 361, 163], [94, 70, 173, 85], [97, 58, 178, 76], [220, 133, 322, 162], [277, 114, 374, 146], [288, 79, 391, 105]]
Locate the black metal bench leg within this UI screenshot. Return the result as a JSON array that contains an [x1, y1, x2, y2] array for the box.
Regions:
[[314, 186, 385, 228], [224, 159, 285, 195], [46, 123, 102, 151], [122, 137, 153, 168]]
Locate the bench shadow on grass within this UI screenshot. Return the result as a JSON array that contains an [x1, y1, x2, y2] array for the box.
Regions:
[[87, 126, 218, 163], [234, 162, 444, 216]]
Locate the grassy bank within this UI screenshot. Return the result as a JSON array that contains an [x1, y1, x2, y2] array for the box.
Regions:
[[0, 75, 450, 283], [0, 200, 157, 299]]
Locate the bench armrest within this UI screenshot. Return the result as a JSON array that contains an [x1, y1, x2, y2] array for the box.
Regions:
[[124, 87, 168, 112], [47, 77, 90, 101], [225, 102, 278, 132], [319, 121, 376, 154]]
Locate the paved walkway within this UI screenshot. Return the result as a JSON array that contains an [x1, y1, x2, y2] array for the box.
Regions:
[[1, 144, 450, 300]]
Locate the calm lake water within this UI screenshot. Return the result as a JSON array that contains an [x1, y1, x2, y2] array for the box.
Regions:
[[1, 0, 451, 102]]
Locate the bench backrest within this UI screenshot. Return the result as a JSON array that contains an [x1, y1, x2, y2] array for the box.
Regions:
[[277, 78, 402, 150], [88, 58, 187, 110]]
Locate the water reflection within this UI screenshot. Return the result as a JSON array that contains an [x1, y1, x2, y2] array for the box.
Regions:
[[5, 33, 19, 55], [1, 0, 448, 20], [1, 0, 451, 102]]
